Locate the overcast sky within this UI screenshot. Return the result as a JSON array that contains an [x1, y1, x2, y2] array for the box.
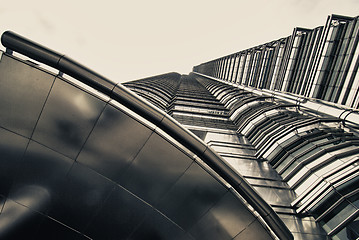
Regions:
[[1, 0, 358, 83]]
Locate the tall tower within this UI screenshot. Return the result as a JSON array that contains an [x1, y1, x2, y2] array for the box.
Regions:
[[0, 13, 358, 240], [189, 13, 359, 240]]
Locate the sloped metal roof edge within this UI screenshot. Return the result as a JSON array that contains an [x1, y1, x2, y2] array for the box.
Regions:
[[1, 31, 293, 240]]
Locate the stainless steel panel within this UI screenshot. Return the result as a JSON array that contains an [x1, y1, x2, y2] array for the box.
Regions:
[[48, 162, 115, 232], [77, 104, 152, 182], [0, 55, 55, 137], [189, 191, 256, 240], [211, 145, 255, 156], [280, 216, 327, 235], [233, 219, 273, 240], [32, 78, 106, 159], [130, 208, 186, 240], [178, 233, 196, 240], [291, 232, 327, 240], [9, 141, 73, 214], [224, 157, 282, 180], [120, 132, 193, 205], [246, 178, 288, 188], [0, 199, 43, 239], [84, 185, 152, 239], [275, 188, 297, 204], [254, 186, 283, 205], [157, 162, 227, 231], [254, 186, 296, 205], [0, 128, 28, 196], [35, 216, 91, 240]]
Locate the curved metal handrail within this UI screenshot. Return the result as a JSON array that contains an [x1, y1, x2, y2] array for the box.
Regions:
[[1, 31, 293, 240]]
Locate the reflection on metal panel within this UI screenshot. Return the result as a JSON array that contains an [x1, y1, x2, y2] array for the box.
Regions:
[[32, 78, 107, 159], [9, 141, 73, 214], [0, 54, 55, 137], [157, 161, 227, 231], [77, 103, 153, 182], [84, 185, 152, 239], [0, 128, 28, 196], [0, 199, 45, 239], [119, 132, 193, 205], [190, 191, 257, 240]]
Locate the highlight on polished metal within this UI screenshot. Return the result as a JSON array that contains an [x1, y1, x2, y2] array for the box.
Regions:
[[0, 13, 358, 240]]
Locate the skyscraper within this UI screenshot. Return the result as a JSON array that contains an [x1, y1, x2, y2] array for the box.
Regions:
[[0, 14, 358, 240]]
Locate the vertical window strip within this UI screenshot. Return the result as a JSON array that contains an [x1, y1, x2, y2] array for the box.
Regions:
[[309, 17, 333, 98], [302, 27, 323, 96], [340, 19, 359, 106]]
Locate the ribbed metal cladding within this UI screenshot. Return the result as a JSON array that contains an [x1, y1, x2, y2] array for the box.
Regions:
[[193, 14, 359, 110], [194, 72, 359, 239]]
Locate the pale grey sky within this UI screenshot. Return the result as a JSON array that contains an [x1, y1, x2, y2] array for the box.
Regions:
[[0, 0, 358, 83]]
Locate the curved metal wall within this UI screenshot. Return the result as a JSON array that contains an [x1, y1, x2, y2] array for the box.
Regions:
[[0, 46, 284, 238]]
